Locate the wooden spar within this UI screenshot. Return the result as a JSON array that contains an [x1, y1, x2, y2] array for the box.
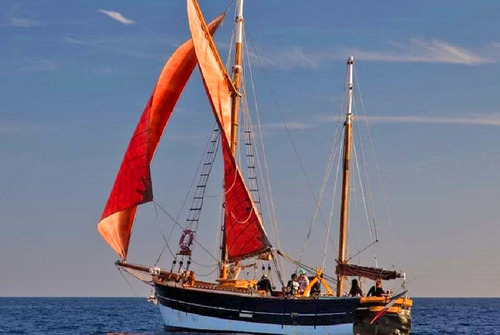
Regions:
[[337, 56, 354, 296], [115, 260, 151, 273], [230, 0, 244, 155], [220, 0, 245, 279], [116, 260, 195, 285]]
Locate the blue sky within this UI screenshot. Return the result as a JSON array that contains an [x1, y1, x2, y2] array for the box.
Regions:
[[2, 0, 500, 297]]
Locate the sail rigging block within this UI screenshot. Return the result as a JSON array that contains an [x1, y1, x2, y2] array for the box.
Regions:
[[98, 14, 226, 259], [187, 0, 272, 261], [336, 263, 403, 281]]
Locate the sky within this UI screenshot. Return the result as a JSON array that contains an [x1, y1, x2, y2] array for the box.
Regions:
[[2, 0, 500, 298]]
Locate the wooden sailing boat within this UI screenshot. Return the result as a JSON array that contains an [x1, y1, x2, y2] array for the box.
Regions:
[[98, 1, 413, 334]]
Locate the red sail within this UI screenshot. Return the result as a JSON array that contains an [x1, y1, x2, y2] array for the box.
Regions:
[[187, 0, 272, 261], [220, 138, 272, 260], [98, 14, 226, 259]]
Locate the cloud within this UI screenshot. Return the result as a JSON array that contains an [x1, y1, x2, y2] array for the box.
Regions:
[[349, 39, 491, 65], [318, 114, 500, 127], [20, 60, 58, 72], [250, 47, 320, 69], [98, 9, 135, 25], [64, 37, 158, 60], [261, 121, 316, 130], [250, 39, 493, 69], [92, 66, 113, 75], [9, 17, 40, 27], [360, 114, 500, 127], [259, 113, 500, 134]]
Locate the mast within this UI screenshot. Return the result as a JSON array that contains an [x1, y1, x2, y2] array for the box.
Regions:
[[337, 56, 354, 296], [220, 0, 245, 279], [230, 0, 244, 154]]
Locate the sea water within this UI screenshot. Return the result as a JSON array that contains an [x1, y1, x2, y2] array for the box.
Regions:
[[1, 297, 499, 335]]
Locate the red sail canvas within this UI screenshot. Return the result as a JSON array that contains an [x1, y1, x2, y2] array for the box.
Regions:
[[220, 138, 272, 260], [187, 0, 271, 261], [98, 14, 225, 259]]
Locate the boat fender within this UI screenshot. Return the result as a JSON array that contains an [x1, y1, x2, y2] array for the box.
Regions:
[[179, 229, 194, 251], [147, 294, 158, 305], [149, 267, 161, 275], [181, 270, 196, 286]]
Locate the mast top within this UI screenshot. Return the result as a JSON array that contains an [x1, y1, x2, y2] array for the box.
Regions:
[[346, 56, 354, 125]]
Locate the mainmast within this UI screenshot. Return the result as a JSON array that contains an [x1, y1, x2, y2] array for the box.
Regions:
[[220, 0, 245, 279], [337, 56, 354, 296]]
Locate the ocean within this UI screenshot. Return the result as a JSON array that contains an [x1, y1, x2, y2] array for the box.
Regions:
[[1, 298, 499, 335]]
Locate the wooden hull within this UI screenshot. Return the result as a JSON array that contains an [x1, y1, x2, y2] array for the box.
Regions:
[[354, 297, 412, 335], [154, 282, 412, 334]]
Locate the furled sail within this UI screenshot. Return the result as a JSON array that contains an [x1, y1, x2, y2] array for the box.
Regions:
[[187, 0, 272, 261], [98, 14, 226, 259], [336, 263, 403, 281]]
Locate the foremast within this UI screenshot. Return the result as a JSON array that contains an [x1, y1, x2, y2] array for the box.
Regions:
[[220, 0, 245, 279], [337, 56, 354, 296]]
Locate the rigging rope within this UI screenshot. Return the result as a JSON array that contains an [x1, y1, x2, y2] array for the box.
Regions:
[[322, 127, 344, 268], [244, 34, 286, 277], [277, 250, 337, 285], [196, 266, 220, 277], [190, 258, 218, 268], [298, 122, 343, 270], [153, 202, 177, 265], [346, 240, 378, 262], [354, 69, 403, 272], [247, 33, 339, 275], [153, 200, 219, 263], [241, 84, 263, 216], [353, 110, 378, 243], [153, 125, 221, 265], [118, 267, 141, 297], [352, 138, 376, 243], [215, 187, 225, 276]]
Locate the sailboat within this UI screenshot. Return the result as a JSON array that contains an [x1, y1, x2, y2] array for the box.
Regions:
[[98, 1, 413, 334]]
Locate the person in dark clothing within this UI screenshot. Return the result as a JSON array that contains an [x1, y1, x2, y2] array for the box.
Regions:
[[349, 279, 363, 297], [257, 274, 273, 295], [367, 278, 385, 297], [285, 273, 299, 296], [309, 276, 321, 296]]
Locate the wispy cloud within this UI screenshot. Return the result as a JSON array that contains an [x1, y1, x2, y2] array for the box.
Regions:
[[261, 121, 316, 130], [318, 113, 500, 127], [98, 9, 135, 25], [250, 47, 320, 69], [92, 66, 113, 75], [8, 17, 40, 27], [21, 60, 58, 72], [259, 114, 500, 136], [360, 114, 500, 127], [64, 37, 158, 60], [349, 39, 491, 65], [251, 39, 494, 69]]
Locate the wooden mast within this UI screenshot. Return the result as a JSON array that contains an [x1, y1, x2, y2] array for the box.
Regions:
[[337, 56, 354, 296], [220, 0, 245, 279]]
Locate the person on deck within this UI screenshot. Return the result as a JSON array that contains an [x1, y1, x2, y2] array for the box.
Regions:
[[286, 273, 299, 296], [227, 261, 242, 279], [257, 274, 272, 295], [367, 278, 385, 297], [298, 269, 310, 296], [349, 279, 363, 297], [309, 275, 321, 296]]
